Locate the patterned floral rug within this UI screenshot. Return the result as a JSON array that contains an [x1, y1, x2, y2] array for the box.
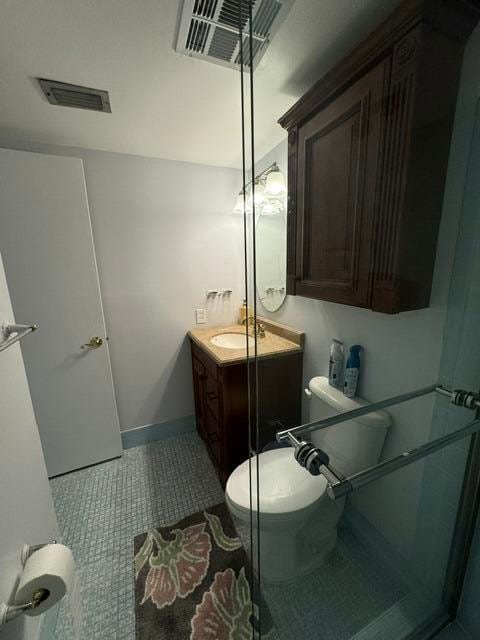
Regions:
[[134, 502, 275, 639]]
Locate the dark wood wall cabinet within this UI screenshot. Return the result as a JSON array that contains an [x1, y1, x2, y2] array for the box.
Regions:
[[279, 0, 480, 314], [189, 339, 303, 485]]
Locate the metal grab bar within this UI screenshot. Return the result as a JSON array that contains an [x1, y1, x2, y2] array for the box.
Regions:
[[324, 418, 480, 500], [276, 382, 480, 500], [276, 384, 480, 443], [0, 323, 37, 353]]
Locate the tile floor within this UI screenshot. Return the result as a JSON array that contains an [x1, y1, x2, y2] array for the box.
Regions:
[[261, 520, 407, 640], [44, 432, 412, 639], [46, 432, 223, 639]]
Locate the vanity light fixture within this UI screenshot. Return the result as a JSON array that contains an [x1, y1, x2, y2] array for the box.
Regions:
[[232, 162, 285, 214], [264, 169, 286, 196], [262, 199, 282, 215], [233, 194, 244, 214], [233, 190, 253, 214], [254, 181, 265, 206], [245, 193, 254, 214]]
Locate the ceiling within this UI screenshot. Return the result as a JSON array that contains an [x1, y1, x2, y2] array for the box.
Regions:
[[0, 0, 403, 168]]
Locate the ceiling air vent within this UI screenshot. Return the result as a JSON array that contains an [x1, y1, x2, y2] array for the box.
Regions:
[[38, 79, 112, 113], [175, 0, 295, 71]]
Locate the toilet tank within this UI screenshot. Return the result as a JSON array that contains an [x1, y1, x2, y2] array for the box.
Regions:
[[308, 376, 391, 477]]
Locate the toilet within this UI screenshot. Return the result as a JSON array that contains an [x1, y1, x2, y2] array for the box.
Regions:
[[225, 375, 391, 583]]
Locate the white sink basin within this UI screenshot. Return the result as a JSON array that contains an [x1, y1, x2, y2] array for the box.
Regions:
[[210, 333, 255, 349]]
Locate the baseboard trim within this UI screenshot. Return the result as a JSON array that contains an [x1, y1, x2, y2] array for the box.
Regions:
[[121, 415, 196, 450]]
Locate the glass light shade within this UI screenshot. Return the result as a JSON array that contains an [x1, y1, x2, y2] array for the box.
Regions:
[[261, 199, 281, 215], [233, 194, 244, 214], [253, 182, 265, 205], [264, 170, 286, 195]]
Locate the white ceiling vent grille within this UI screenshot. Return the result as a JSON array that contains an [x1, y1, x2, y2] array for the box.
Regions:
[[175, 0, 295, 71], [38, 79, 112, 113]]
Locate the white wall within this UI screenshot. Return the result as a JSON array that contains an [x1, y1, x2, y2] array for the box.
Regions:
[[254, 25, 480, 555], [1, 145, 244, 432], [0, 253, 59, 640], [44, 148, 243, 432]]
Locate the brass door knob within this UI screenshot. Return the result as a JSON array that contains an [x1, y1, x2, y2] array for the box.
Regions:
[[81, 336, 103, 350]]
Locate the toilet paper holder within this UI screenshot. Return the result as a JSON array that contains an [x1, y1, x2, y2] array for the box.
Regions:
[[0, 540, 57, 626], [0, 588, 50, 625]]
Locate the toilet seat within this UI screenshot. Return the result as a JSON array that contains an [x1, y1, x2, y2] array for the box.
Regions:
[[226, 448, 328, 515]]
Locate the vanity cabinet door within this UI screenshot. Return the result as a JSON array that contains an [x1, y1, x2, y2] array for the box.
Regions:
[[294, 60, 386, 307], [205, 373, 220, 421], [192, 356, 208, 442], [281, 1, 479, 313], [204, 408, 223, 471]]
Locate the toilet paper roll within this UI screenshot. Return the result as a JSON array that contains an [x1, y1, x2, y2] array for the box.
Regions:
[[14, 544, 75, 616]]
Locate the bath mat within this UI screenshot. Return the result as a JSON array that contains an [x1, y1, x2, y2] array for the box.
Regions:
[[134, 502, 276, 639]]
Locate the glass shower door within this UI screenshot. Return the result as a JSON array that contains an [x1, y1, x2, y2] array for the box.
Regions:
[[250, 110, 480, 640], [238, 1, 480, 638]]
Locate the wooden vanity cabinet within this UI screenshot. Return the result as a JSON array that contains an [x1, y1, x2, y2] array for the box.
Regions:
[[190, 340, 303, 485], [280, 0, 480, 314]]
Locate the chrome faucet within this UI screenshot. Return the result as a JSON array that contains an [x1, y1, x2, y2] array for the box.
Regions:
[[241, 315, 266, 338]]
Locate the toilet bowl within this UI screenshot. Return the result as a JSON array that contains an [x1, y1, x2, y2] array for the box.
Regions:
[[226, 447, 345, 583], [225, 375, 391, 583]]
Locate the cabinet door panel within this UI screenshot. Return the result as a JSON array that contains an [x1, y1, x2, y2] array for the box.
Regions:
[[296, 61, 386, 306], [205, 408, 223, 468], [192, 356, 207, 440], [205, 372, 220, 421]]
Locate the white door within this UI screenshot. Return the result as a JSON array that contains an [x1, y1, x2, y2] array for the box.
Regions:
[[0, 253, 60, 640], [0, 148, 122, 476]]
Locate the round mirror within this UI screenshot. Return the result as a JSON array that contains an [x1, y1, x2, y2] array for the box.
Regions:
[[256, 204, 287, 312]]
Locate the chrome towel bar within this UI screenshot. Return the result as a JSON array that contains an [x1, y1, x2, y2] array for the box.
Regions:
[[324, 418, 480, 500], [277, 383, 480, 500], [276, 384, 480, 443], [0, 322, 37, 353]]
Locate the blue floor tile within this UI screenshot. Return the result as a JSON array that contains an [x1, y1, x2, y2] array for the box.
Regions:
[[46, 431, 410, 639]]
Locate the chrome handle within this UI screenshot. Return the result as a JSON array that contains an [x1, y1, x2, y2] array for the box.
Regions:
[[325, 418, 480, 500], [81, 336, 103, 350], [0, 324, 37, 354], [285, 418, 480, 501], [281, 384, 480, 500]]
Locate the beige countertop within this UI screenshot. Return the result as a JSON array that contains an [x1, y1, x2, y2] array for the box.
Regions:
[[188, 316, 304, 366]]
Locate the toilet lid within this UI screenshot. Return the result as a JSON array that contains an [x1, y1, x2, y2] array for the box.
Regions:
[[226, 448, 328, 514]]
